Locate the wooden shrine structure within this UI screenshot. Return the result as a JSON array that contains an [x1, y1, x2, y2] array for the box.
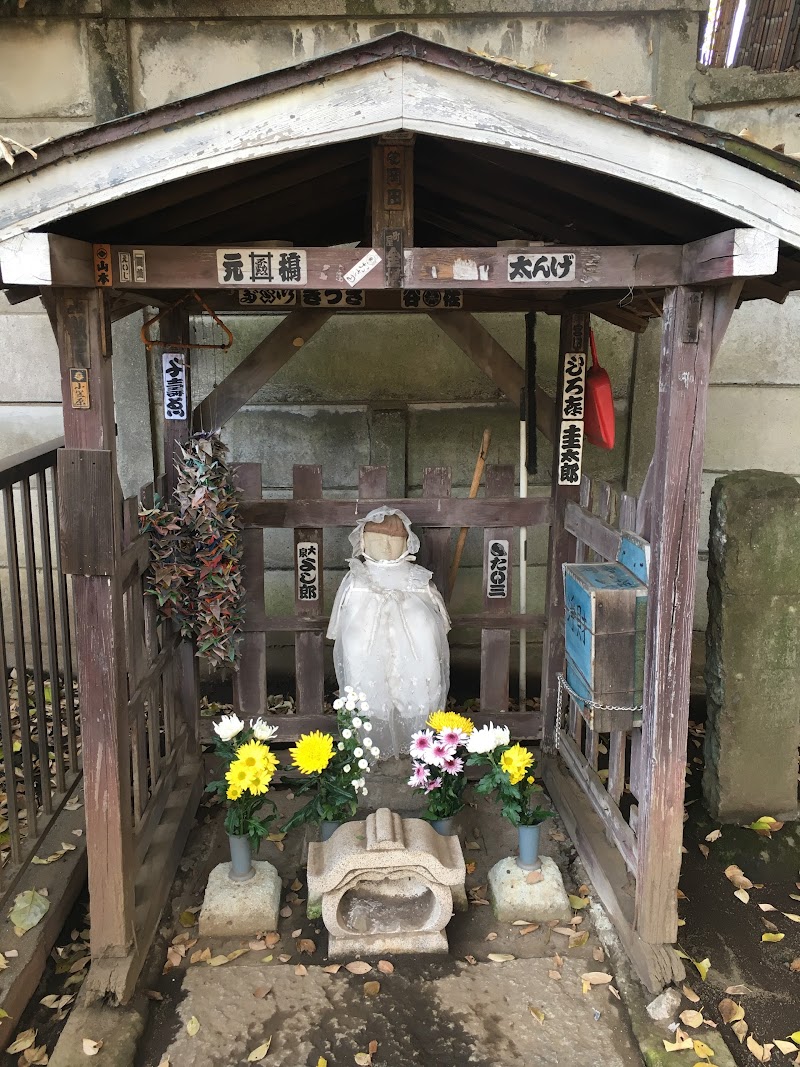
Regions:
[[1, 33, 800, 1000]]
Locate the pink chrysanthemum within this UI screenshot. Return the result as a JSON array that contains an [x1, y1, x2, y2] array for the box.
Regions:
[[410, 729, 435, 760], [427, 740, 456, 767], [408, 762, 430, 788], [438, 727, 468, 749], [440, 754, 465, 776], [424, 776, 443, 794]]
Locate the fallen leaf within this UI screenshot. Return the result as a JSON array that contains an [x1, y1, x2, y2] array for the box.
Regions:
[[748, 816, 784, 836], [783, 913, 800, 923], [746, 1034, 771, 1061], [732, 1020, 749, 1043], [527, 870, 544, 885], [65, 798, 82, 811], [377, 960, 394, 974], [187, 1017, 200, 1037], [178, 910, 197, 928], [791, 960, 800, 972], [694, 958, 711, 981], [790, 1032, 800, 1044], [317, 1059, 328, 1067], [519, 925, 540, 936], [758, 904, 778, 912], [464, 955, 477, 965], [680, 1010, 704, 1028], [8, 1031, 36, 1054], [609, 986, 621, 1000], [718, 998, 745, 1023], [593, 947, 604, 962], [663, 1037, 694, 1052], [693, 1040, 715, 1059], [24, 1046, 49, 1065], [82, 1038, 103, 1056], [354, 1056, 372, 1067], [487, 953, 515, 963], [734, 889, 751, 904], [569, 895, 589, 909], [9, 891, 50, 935], [683, 985, 700, 1003], [253, 986, 271, 999], [705, 829, 722, 842], [264, 932, 281, 948], [290, 878, 302, 892], [529, 1006, 546, 1024], [368, 1042, 378, 1055], [725, 865, 754, 890], [247, 1038, 272, 1061], [466, 840, 481, 851], [363, 981, 380, 997], [774, 1040, 798, 1055], [41, 994, 74, 1010], [208, 955, 229, 966], [297, 939, 315, 955], [294, 964, 307, 977], [548, 969, 562, 980], [465, 862, 476, 875], [725, 985, 751, 995], [762, 933, 785, 942], [553, 927, 576, 937], [279, 907, 292, 918], [291, 928, 302, 939], [512, 919, 535, 926], [699, 845, 710, 859], [323, 964, 341, 974], [569, 931, 590, 949], [484, 932, 498, 942], [581, 971, 613, 985], [278, 955, 291, 964], [346, 961, 372, 974]]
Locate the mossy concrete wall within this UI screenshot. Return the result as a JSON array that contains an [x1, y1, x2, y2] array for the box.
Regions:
[[1, 1, 799, 689], [703, 471, 800, 821]]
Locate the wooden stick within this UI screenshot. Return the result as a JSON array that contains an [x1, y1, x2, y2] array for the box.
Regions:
[[448, 429, 491, 600]]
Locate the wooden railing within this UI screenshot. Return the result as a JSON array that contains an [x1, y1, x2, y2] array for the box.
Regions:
[[0, 437, 81, 905]]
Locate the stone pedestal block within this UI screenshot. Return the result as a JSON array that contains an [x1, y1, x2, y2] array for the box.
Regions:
[[307, 808, 466, 957], [488, 855, 572, 924], [199, 860, 281, 938], [703, 471, 800, 822]]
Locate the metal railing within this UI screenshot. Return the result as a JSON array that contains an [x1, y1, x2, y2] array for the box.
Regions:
[[0, 436, 81, 904]]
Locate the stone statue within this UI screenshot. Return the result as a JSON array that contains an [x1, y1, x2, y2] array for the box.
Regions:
[[327, 507, 451, 757]]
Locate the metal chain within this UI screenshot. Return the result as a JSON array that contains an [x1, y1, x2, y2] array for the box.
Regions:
[[555, 672, 643, 753]]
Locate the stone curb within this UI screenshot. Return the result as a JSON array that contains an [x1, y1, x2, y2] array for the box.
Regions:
[[48, 984, 147, 1067]]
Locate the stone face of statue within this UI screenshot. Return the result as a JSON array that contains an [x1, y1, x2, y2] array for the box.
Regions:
[[327, 507, 451, 758]]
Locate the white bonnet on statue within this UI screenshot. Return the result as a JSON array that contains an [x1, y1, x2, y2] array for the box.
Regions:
[[348, 506, 420, 560]]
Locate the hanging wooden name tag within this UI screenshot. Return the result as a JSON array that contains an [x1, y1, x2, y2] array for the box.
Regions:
[[162, 352, 187, 421], [69, 369, 90, 409]]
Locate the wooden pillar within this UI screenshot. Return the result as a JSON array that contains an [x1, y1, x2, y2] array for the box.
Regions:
[[233, 463, 268, 719], [54, 288, 135, 957], [371, 134, 414, 286], [634, 286, 713, 943], [540, 312, 588, 752]]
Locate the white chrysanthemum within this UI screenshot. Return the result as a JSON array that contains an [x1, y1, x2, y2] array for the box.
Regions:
[[333, 698, 345, 710], [345, 700, 356, 711], [343, 764, 351, 773], [352, 716, 363, 728], [361, 787, 368, 796], [363, 721, 372, 732], [342, 729, 352, 739], [249, 717, 278, 741], [353, 747, 363, 758], [344, 685, 354, 694], [213, 714, 244, 742], [363, 737, 373, 749], [358, 758, 368, 769], [465, 722, 510, 755], [359, 692, 367, 701], [337, 741, 345, 751], [360, 702, 370, 712], [371, 747, 380, 758]]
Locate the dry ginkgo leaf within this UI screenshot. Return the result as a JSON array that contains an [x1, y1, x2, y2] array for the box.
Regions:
[[773, 1040, 798, 1055], [746, 1034, 772, 1061], [682, 985, 700, 1003], [734, 889, 751, 904], [377, 960, 394, 974], [354, 1055, 372, 1067], [692, 1040, 715, 1059], [718, 998, 745, 1024], [208, 955, 229, 967], [8, 1031, 36, 1054], [487, 953, 516, 963], [783, 913, 800, 923], [295, 964, 308, 977], [323, 964, 341, 974], [82, 1038, 103, 1056], [568, 895, 589, 909], [363, 981, 381, 997], [264, 932, 281, 948], [187, 1017, 200, 1037], [758, 904, 778, 912], [569, 931, 590, 949], [762, 932, 784, 943], [247, 1038, 272, 1061], [679, 1010, 704, 1028], [699, 844, 710, 859], [663, 1037, 693, 1052], [732, 1020, 749, 1043], [346, 961, 371, 975]]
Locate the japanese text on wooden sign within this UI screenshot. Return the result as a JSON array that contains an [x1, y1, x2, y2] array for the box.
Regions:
[[118, 249, 147, 284], [217, 249, 307, 286], [238, 290, 366, 307], [297, 542, 320, 602], [93, 244, 112, 287], [558, 421, 584, 487], [508, 252, 576, 283], [162, 352, 187, 421], [69, 369, 90, 409], [562, 350, 586, 419], [383, 145, 406, 210], [401, 290, 463, 309], [487, 539, 510, 599]]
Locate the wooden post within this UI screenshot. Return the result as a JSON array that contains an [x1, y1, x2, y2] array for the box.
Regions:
[[371, 134, 414, 286], [634, 286, 713, 943], [541, 312, 588, 753], [420, 467, 452, 598], [480, 465, 514, 712], [293, 465, 324, 714], [53, 288, 135, 957], [233, 463, 268, 719]]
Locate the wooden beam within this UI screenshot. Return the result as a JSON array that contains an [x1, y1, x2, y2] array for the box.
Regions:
[[371, 134, 414, 284], [563, 500, 623, 561], [192, 309, 332, 431], [53, 289, 135, 958], [428, 311, 556, 442], [682, 228, 779, 284], [540, 312, 587, 753], [240, 495, 552, 529], [8, 235, 778, 291], [634, 286, 714, 944]]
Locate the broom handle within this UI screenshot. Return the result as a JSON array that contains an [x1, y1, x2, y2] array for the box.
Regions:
[[448, 429, 492, 600]]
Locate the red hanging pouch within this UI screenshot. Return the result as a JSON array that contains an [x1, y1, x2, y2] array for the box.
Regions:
[[583, 328, 615, 450]]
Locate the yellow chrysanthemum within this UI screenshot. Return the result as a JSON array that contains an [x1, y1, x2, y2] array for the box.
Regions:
[[426, 710, 475, 736], [290, 731, 335, 775], [526, 775, 535, 785], [226, 760, 252, 800], [235, 739, 279, 781], [500, 744, 535, 786]]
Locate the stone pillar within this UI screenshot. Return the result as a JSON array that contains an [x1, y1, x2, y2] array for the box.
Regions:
[[703, 470, 800, 822]]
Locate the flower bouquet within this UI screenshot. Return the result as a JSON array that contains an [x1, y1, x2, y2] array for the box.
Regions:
[[206, 714, 281, 879], [407, 710, 475, 829], [282, 687, 379, 835]]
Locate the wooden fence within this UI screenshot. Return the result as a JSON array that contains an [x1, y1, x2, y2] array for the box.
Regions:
[[0, 437, 81, 905]]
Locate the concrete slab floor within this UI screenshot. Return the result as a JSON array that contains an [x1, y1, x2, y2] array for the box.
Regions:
[[124, 777, 643, 1067]]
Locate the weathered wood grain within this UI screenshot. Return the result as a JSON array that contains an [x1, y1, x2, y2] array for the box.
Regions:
[[240, 496, 552, 529], [233, 464, 268, 719], [634, 286, 714, 945], [419, 467, 451, 597], [57, 450, 116, 576]]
